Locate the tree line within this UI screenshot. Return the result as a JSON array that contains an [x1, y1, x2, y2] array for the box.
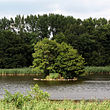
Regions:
[[0, 14, 110, 68]]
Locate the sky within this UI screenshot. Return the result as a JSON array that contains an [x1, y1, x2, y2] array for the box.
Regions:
[[0, 0, 110, 19]]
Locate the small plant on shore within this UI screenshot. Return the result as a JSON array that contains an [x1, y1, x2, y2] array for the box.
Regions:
[[29, 84, 50, 101], [3, 84, 49, 109], [46, 73, 61, 79], [3, 89, 32, 109]]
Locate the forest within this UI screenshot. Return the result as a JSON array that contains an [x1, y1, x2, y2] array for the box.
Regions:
[[0, 14, 110, 68]]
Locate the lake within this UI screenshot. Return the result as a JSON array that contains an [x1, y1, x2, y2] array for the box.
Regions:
[[0, 74, 110, 100]]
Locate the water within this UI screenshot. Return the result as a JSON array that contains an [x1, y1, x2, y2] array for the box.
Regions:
[[0, 74, 110, 100]]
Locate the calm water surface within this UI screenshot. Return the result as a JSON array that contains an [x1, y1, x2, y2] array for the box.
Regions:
[[0, 74, 110, 100]]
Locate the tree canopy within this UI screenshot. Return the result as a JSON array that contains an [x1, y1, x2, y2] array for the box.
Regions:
[[0, 14, 110, 68], [32, 38, 85, 79]]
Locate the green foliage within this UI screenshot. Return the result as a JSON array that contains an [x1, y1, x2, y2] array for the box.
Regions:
[[0, 30, 33, 68], [1, 82, 110, 110], [55, 42, 85, 78], [46, 73, 61, 79], [3, 84, 49, 109], [1, 14, 110, 67], [37, 14, 50, 39], [3, 89, 31, 109], [32, 38, 85, 78], [29, 84, 49, 101], [0, 68, 36, 75], [48, 14, 66, 36], [1, 98, 110, 110], [1, 66, 110, 76], [52, 32, 67, 43], [85, 66, 110, 73], [32, 38, 59, 75]]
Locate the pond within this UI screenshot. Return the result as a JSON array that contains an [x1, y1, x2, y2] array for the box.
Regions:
[[0, 74, 110, 100]]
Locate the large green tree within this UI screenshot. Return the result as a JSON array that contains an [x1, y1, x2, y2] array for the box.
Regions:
[[32, 38, 85, 78]]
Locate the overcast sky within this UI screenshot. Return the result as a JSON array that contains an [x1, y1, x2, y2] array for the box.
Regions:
[[0, 0, 110, 19]]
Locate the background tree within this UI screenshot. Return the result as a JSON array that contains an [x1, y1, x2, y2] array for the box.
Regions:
[[0, 30, 32, 68], [37, 14, 50, 39], [0, 14, 110, 68], [52, 32, 67, 43]]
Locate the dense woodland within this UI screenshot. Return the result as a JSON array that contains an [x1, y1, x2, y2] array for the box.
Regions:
[[0, 14, 110, 68]]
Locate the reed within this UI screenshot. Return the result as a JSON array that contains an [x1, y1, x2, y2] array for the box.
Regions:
[[0, 66, 110, 76], [85, 66, 110, 74], [0, 68, 37, 75]]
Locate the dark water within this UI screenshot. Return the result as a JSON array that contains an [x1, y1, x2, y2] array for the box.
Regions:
[[0, 74, 110, 100]]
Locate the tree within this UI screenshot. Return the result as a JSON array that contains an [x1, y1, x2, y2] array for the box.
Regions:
[[32, 38, 85, 79], [25, 15, 38, 33], [48, 14, 66, 36], [0, 30, 32, 68], [0, 17, 11, 30], [37, 14, 50, 39], [52, 32, 67, 43]]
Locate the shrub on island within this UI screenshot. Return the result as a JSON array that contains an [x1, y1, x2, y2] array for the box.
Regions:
[[32, 38, 85, 79]]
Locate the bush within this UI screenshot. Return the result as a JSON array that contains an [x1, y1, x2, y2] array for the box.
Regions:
[[29, 84, 49, 101], [32, 38, 85, 79], [3, 84, 49, 109], [3, 89, 32, 109], [46, 73, 61, 79]]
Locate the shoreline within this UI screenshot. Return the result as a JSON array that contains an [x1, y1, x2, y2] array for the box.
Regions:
[[33, 78, 78, 81], [0, 73, 38, 76]]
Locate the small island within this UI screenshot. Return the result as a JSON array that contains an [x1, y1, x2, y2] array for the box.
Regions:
[[32, 38, 85, 81]]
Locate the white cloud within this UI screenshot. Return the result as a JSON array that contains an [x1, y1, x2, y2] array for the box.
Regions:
[[0, 0, 36, 2], [0, 0, 110, 19], [60, 9, 110, 20]]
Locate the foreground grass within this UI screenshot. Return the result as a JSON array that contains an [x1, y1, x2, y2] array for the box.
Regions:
[[0, 100, 110, 110]]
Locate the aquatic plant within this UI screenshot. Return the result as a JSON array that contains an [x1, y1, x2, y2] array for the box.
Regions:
[[85, 66, 110, 74]]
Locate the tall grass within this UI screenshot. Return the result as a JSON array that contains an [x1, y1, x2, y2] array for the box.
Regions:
[[0, 68, 37, 75], [0, 66, 110, 75], [0, 99, 110, 110], [85, 66, 110, 74]]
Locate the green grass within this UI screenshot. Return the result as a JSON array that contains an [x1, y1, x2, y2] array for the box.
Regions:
[[0, 100, 110, 110], [0, 66, 110, 75], [85, 66, 110, 73], [0, 68, 36, 75]]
